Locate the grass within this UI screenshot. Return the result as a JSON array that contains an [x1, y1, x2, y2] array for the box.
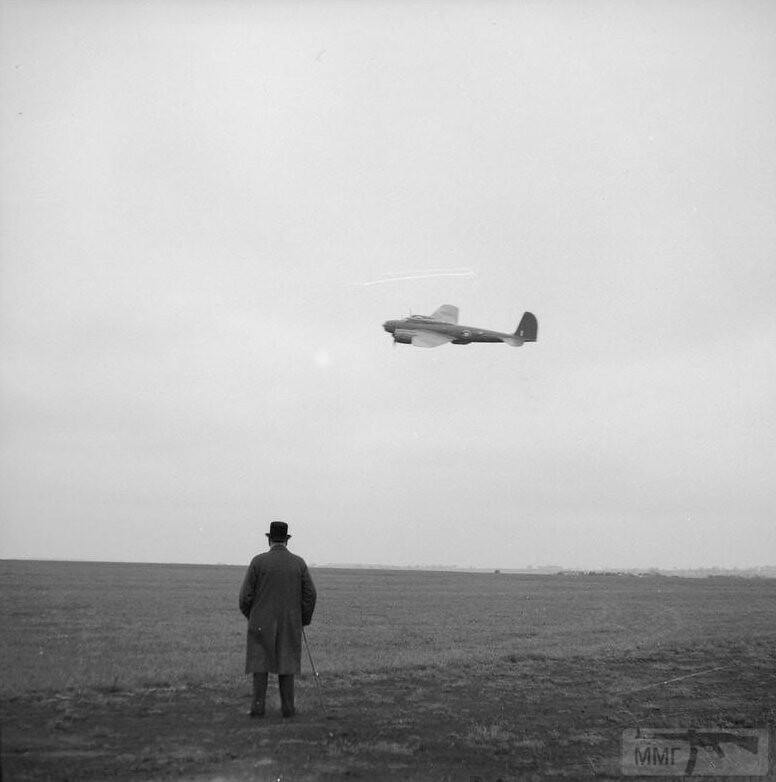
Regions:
[[3, 560, 775, 695], [1, 560, 775, 779]]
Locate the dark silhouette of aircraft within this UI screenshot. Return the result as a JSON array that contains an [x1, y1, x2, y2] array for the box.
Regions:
[[383, 305, 538, 348]]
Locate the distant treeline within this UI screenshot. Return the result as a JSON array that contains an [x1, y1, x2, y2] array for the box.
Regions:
[[558, 566, 776, 579], [314, 563, 776, 579]]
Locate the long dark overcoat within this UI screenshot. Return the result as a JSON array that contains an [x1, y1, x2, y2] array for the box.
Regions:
[[238, 545, 317, 674]]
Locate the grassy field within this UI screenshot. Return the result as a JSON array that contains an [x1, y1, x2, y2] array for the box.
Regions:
[[1, 560, 775, 779]]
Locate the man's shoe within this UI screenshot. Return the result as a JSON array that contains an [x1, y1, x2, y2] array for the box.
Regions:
[[249, 705, 265, 718], [281, 707, 296, 718]]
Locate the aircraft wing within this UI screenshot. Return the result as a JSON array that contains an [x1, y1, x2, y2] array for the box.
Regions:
[[412, 331, 453, 348], [430, 304, 458, 324]]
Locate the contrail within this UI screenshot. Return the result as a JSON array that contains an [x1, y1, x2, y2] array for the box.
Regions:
[[357, 268, 476, 286]]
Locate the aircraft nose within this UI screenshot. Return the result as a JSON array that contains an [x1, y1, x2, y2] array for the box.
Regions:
[[383, 321, 394, 333]]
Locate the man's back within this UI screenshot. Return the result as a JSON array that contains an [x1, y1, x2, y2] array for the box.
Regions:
[[239, 542, 316, 675], [241, 547, 312, 632]]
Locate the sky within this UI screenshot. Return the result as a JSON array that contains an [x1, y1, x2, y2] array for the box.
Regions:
[[1, 0, 775, 570]]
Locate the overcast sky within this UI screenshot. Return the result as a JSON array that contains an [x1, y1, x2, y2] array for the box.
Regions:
[[2, 0, 774, 570]]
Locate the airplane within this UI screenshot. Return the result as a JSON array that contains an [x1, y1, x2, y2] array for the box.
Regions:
[[382, 305, 538, 348]]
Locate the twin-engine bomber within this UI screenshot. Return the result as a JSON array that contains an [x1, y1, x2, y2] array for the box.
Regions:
[[383, 305, 538, 348]]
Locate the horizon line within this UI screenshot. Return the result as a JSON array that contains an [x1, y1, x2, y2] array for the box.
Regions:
[[1, 556, 775, 575]]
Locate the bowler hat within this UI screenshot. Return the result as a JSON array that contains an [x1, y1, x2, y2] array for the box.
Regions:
[[266, 521, 291, 541]]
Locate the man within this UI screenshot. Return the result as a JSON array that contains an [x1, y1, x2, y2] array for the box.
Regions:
[[238, 520, 317, 718]]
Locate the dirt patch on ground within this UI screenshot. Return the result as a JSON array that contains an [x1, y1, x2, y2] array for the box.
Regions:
[[3, 642, 774, 780]]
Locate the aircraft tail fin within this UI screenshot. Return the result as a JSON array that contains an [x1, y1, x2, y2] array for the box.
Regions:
[[509, 312, 538, 345]]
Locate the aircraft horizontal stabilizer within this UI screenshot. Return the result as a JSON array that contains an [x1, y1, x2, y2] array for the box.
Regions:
[[503, 312, 538, 346]]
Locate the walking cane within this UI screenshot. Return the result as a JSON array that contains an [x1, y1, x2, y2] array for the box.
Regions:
[[302, 628, 326, 713]]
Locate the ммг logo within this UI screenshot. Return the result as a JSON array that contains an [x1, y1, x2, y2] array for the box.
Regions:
[[622, 727, 769, 776]]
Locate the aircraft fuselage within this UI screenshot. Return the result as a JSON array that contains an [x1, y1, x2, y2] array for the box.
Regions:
[[382, 306, 537, 348], [383, 317, 509, 344]]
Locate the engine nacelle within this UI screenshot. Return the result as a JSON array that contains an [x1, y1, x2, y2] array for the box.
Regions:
[[393, 329, 414, 344]]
